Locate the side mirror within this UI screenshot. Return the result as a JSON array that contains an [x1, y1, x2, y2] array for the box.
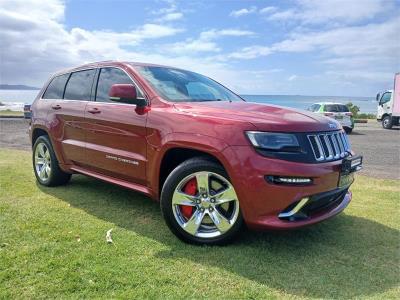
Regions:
[[109, 84, 147, 106], [376, 93, 380, 102]]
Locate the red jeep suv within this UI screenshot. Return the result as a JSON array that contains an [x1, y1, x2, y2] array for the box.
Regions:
[[30, 61, 362, 244]]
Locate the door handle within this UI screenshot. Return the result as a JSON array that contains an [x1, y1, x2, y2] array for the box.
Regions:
[[88, 108, 101, 114], [51, 104, 61, 110]]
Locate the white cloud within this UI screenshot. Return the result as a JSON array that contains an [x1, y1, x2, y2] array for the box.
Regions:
[[268, 0, 391, 24], [166, 29, 255, 54], [227, 46, 272, 60], [167, 40, 220, 54], [199, 29, 255, 40], [0, 0, 254, 94], [1, 0, 399, 97], [229, 7, 257, 17], [230, 6, 277, 17], [0, 0, 185, 85], [151, 1, 184, 23], [259, 6, 277, 14], [158, 12, 183, 22], [220, 15, 399, 95], [268, 10, 297, 21]]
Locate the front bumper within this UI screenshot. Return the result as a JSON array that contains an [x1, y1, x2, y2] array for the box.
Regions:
[[222, 145, 356, 230]]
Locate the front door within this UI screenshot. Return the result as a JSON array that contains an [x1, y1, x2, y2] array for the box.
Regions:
[[84, 67, 148, 185]]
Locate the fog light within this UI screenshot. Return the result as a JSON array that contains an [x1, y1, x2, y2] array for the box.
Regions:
[[266, 176, 313, 185]]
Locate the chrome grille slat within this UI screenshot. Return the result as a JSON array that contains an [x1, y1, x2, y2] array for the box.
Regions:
[[308, 135, 325, 161], [323, 135, 334, 160], [335, 133, 345, 156], [307, 131, 351, 162], [329, 135, 340, 159]]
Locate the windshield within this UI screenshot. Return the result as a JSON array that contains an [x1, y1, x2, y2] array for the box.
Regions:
[[134, 65, 243, 102]]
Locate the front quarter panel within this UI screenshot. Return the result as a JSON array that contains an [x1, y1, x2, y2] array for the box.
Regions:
[[145, 104, 257, 198]]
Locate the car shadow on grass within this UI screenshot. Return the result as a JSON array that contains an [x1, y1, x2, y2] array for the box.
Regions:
[[39, 175, 399, 299]]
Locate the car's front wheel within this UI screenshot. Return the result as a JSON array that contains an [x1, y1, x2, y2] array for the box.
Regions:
[[160, 157, 243, 245], [33, 135, 71, 186], [382, 115, 393, 129]]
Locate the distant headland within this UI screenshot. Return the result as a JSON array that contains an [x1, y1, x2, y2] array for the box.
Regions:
[[0, 84, 40, 90]]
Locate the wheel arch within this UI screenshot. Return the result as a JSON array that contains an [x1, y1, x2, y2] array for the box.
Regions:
[[146, 132, 233, 200], [31, 127, 50, 146], [158, 147, 226, 196], [31, 125, 67, 167]]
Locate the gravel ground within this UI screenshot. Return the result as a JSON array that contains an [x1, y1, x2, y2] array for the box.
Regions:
[[0, 119, 399, 179], [349, 122, 399, 179], [0, 119, 31, 151]]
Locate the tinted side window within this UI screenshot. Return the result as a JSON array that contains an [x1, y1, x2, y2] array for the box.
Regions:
[[325, 104, 339, 112], [380, 92, 392, 104], [42, 74, 70, 99], [64, 69, 96, 100], [311, 104, 320, 112], [96, 68, 142, 102], [338, 105, 349, 112]]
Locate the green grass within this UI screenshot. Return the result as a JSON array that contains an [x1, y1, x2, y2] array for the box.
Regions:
[[0, 149, 399, 299], [0, 109, 23, 117]]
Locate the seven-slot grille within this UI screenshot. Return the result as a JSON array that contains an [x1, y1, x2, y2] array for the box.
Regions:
[[307, 131, 351, 162]]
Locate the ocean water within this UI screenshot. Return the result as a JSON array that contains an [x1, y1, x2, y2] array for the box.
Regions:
[[242, 95, 377, 114], [0, 90, 40, 111], [0, 90, 377, 113]]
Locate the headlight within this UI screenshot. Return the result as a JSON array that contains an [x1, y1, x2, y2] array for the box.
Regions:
[[246, 131, 300, 151]]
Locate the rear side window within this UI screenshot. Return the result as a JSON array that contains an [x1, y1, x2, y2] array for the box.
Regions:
[[309, 104, 320, 112], [64, 69, 96, 100], [42, 74, 70, 99], [96, 67, 142, 102]]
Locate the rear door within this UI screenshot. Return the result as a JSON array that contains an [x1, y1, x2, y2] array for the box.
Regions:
[[40, 73, 69, 126], [50, 69, 96, 165], [84, 67, 148, 185]]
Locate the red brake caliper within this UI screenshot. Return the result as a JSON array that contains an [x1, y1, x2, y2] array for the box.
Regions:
[[180, 178, 197, 219]]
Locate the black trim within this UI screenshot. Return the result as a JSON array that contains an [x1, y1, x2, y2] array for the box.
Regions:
[[279, 186, 349, 221], [91, 68, 100, 102], [255, 132, 326, 163]]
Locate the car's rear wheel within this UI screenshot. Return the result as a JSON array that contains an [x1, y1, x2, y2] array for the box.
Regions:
[[33, 135, 71, 186], [160, 158, 243, 245]]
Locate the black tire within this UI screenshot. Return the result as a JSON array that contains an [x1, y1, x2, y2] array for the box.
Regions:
[[344, 127, 353, 134], [160, 157, 243, 245], [382, 115, 393, 129], [32, 135, 71, 186]]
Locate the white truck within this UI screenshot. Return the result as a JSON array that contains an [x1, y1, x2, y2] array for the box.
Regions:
[[376, 73, 400, 129]]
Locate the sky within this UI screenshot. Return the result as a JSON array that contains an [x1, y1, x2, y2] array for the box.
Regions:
[[0, 0, 399, 96]]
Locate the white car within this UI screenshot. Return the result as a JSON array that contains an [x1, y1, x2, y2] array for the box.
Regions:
[[308, 102, 354, 134]]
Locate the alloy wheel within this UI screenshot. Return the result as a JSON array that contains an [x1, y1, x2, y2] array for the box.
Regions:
[[34, 142, 51, 181], [171, 171, 240, 238]]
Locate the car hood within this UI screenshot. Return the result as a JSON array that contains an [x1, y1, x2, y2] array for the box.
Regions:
[[173, 101, 341, 132]]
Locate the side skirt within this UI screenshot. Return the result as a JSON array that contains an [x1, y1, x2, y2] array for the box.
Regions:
[[70, 165, 155, 199]]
